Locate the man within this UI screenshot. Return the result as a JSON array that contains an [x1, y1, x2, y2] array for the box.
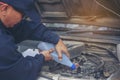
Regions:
[[0, 0, 70, 80]]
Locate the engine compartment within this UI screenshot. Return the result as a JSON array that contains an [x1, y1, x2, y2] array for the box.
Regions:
[[18, 24, 120, 80], [37, 41, 120, 80]]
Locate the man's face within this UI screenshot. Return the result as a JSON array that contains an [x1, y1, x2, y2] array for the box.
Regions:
[[0, 3, 23, 28]]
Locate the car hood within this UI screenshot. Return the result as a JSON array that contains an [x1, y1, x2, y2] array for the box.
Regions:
[[35, 0, 120, 28]]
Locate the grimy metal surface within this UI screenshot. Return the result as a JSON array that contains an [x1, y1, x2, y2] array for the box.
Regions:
[[36, 0, 120, 28]]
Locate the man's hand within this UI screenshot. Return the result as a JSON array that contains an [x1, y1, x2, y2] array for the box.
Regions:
[[55, 39, 70, 60], [40, 49, 54, 61]]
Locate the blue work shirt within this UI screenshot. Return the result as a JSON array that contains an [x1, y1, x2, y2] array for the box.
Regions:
[[0, 20, 60, 80]]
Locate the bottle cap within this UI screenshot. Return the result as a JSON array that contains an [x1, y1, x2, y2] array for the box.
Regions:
[[71, 64, 76, 70]]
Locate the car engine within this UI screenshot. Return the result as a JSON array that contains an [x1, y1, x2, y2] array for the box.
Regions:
[[18, 24, 120, 80], [36, 41, 119, 80]]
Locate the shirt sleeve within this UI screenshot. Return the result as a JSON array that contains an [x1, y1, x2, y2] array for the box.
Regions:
[[0, 30, 45, 80], [9, 20, 60, 44], [29, 22, 60, 44]]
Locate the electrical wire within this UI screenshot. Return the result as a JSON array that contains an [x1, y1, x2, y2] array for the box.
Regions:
[[94, 0, 120, 17]]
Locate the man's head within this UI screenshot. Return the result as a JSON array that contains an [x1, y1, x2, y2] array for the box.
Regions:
[[0, 2, 22, 28], [0, 0, 40, 28]]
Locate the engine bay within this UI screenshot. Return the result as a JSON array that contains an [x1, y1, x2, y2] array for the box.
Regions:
[[37, 41, 120, 80], [18, 24, 120, 80]]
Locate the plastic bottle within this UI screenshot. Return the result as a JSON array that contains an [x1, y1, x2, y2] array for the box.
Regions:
[[37, 41, 76, 70]]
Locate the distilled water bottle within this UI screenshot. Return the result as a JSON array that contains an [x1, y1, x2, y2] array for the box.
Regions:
[[38, 41, 76, 70]]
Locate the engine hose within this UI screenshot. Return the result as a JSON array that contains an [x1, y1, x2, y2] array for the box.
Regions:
[[82, 52, 104, 74], [85, 44, 119, 61]]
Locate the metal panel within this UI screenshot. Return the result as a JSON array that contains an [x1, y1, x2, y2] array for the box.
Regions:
[[35, 0, 120, 28], [36, 0, 108, 18], [36, 0, 69, 18]]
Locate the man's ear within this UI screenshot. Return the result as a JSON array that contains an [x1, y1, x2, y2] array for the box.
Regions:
[[0, 2, 8, 12]]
